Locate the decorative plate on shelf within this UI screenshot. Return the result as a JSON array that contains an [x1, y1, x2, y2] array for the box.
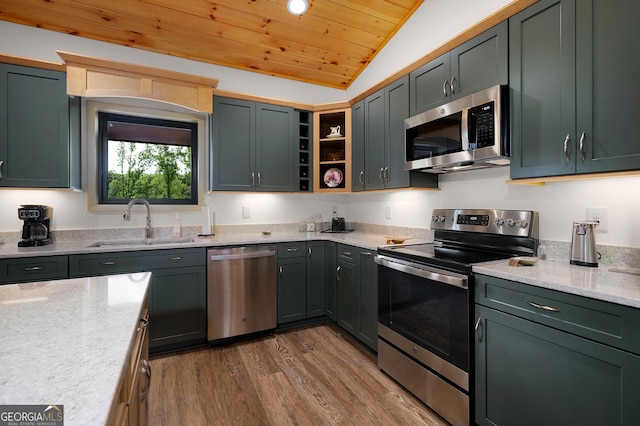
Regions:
[[323, 168, 343, 187]]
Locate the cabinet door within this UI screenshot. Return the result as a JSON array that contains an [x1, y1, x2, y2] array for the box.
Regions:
[[211, 97, 255, 190], [363, 88, 385, 190], [351, 100, 365, 192], [306, 242, 326, 318], [325, 241, 337, 321], [149, 266, 206, 353], [277, 257, 307, 324], [475, 304, 640, 426], [337, 259, 358, 336], [575, 0, 640, 173], [509, 0, 577, 179], [409, 53, 450, 116], [256, 103, 296, 191], [450, 21, 508, 100], [0, 64, 70, 188], [358, 250, 378, 351], [384, 76, 411, 189]]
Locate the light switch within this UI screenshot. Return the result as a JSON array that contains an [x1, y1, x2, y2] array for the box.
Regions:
[[242, 206, 250, 218]]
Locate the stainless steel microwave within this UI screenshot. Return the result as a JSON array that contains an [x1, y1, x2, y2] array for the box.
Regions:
[[404, 85, 510, 173]]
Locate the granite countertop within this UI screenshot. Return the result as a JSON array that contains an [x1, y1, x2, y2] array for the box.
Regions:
[[0, 272, 151, 425], [0, 231, 413, 259], [473, 260, 640, 309]]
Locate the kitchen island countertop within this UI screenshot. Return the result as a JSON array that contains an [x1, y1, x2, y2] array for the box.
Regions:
[[473, 260, 640, 309], [0, 273, 150, 425]]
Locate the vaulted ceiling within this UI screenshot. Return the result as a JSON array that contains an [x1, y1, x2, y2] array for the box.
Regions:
[[0, 0, 424, 89]]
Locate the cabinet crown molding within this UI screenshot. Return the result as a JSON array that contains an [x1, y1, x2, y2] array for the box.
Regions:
[[57, 51, 219, 113]]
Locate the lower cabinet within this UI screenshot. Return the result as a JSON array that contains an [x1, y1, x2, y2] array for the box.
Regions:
[[69, 248, 207, 354], [0, 255, 68, 284], [277, 241, 326, 325], [475, 274, 640, 426], [336, 244, 378, 351]]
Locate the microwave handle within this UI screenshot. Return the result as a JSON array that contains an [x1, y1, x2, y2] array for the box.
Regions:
[[461, 108, 470, 151]]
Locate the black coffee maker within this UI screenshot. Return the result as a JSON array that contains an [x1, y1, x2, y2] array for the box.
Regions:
[[18, 205, 53, 247]]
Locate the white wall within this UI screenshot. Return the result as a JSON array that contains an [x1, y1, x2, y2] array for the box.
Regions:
[[1, 0, 639, 248]]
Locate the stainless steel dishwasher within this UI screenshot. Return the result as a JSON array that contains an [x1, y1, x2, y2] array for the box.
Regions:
[[207, 245, 277, 341]]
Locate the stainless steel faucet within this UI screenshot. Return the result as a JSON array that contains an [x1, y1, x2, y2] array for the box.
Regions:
[[123, 198, 152, 239]]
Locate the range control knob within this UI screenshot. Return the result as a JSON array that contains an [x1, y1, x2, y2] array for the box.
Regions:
[[438, 215, 446, 223], [516, 219, 529, 228], [494, 218, 505, 226], [432, 215, 438, 222], [505, 218, 516, 227]]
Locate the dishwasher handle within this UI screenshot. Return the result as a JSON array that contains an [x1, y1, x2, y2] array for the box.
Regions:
[[209, 249, 276, 261]]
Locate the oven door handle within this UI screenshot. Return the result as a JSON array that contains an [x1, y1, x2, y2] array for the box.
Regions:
[[374, 255, 468, 289]]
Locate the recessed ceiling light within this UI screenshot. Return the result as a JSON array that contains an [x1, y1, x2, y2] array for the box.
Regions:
[[287, 0, 308, 16]]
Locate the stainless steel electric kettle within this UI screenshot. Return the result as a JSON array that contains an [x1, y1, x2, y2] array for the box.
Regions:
[[570, 221, 599, 267]]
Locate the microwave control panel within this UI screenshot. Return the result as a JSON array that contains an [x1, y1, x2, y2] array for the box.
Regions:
[[468, 101, 495, 149]]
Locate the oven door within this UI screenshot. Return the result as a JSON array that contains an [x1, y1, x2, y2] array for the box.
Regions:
[[376, 255, 470, 374]]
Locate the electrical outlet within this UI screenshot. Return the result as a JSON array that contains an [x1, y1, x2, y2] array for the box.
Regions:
[[331, 205, 337, 217], [385, 206, 392, 220], [242, 206, 250, 219], [587, 207, 608, 232]]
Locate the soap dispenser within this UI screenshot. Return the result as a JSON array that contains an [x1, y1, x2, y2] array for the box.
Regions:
[[172, 213, 182, 238]]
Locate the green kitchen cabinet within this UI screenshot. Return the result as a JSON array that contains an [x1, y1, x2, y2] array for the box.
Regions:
[[211, 96, 298, 192], [0, 63, 80, 189], [325, 241, 337, 321], [0, 255, 69, 284], [509, 0, 640, 179], [69, 248, 207, 354], [277, 241, 326, 324], [352, 76, 437, 191], [475, 274, 640, 425], [409, 21, 508, 116], [336, 244, 378, 351], [306, 241, 326, 318]]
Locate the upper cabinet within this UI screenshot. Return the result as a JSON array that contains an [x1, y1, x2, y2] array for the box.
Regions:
[[0, 63, 79, 189], [510, 0, 640, 179], [211, 97, 301, 192], [409, 22, 508, 116], [314, 108, 352, 192], [352, 76, 438, 191]]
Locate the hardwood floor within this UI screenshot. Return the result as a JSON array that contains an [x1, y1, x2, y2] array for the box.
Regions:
[[148, 324, 448, 425]]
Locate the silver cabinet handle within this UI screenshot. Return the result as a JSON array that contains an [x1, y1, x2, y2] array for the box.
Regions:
[[279, 265, 283, 276], [257, 172, 261, 187], [474, 317, 483, 343], [342, 251, 352, 256], [168, 256, 183, 261], [450, 76, 456, 95], [443, 80, 449, 97], [99, 261, 117, 266], [308, 247, 312, 257], [0, 160, 3, 179], [336, 265, 341, 281], [251, 172, 255, 186], [527, 300, 560, 312], [359, 171, 364, 186], [23, 266, 44, 271], [361, 251, 372, 256], [379, 167, 384, 183], [563, 134, 571, 162], [287, 247, 298, 252], [383, 167, 388, 182], [579, 131, 586, 160]]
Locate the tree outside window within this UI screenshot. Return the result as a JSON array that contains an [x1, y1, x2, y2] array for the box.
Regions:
[[98, 112, 198, 205]]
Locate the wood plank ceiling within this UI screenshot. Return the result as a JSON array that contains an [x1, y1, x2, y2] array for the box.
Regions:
[[0, 0, 424, 89]]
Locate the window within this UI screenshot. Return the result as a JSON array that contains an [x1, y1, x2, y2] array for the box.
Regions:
[[98, 112, 198, 205]]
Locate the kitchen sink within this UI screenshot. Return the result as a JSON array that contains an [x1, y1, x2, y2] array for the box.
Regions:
[[88, 237, 196, 248]]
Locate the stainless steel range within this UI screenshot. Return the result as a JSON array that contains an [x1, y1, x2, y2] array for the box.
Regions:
[[375, 209, 538, 426]]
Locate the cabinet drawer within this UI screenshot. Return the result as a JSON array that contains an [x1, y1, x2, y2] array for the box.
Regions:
[[475, 274, 640, 355], [337, 244, 357, 262], [69, 248, 205, 277], [277, 242, 306, 258], [0, 256, 68, 284]]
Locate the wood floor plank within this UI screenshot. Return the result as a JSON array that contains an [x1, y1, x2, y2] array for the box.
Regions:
[[148, 324, 449, 425]]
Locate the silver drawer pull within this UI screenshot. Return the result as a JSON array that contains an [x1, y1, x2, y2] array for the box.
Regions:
[[287, 248, 298, 252], [474, 317, 483, 343], [527, 300, 560, 312], [361, 251, 372, 256], [168, 256, 183, 261], [99, 261, 117, 266], [563, 134, 571, 162], [342, 251, 352, 256], [23, 266, 44, 271]]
